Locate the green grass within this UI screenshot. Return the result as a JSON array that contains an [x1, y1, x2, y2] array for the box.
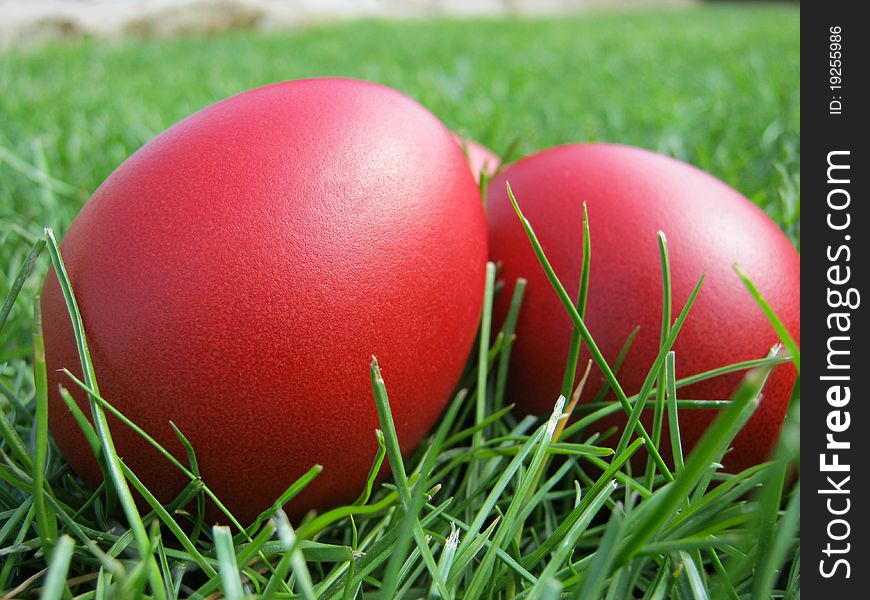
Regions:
[[0, 4, 799, 598]]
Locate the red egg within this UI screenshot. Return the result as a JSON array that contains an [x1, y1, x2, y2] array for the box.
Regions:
[[487, 143, 799, 471], [453, 133, 500, 184], [41, 78, 487, 524]]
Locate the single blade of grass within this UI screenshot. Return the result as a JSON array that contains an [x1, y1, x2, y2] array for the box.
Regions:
[[497, 137, 521, 169], [246, 464, 323, 536], [267, 510, 317, 600], [443, 404, 514, 448], [553, 361, 593, 446], [560, 201, 591, 400], [57, 385, 100, 458], [668, 355, 792, 393], [354, 429, 387, 505], [153, 536, 173, 600], [673, 551, 710, 600], [506, 183, 671, 479], [784, 545, 800, 600], [370, 357, 450, 599], [296, 485, 404, 538], [646, 232, 673, 488], [39, 534, 75, 600], [32, 298, 58, 555], [168, 421, 200, 475], [429, 523, 459, 600], [734, 264, 800, 374], [0, 405, 32, 471], [665, 352, 684, 474], [213, 525, 244, 600], [0, 237, 45, 336], [493, 278, 527, 409], [471, 262, 497, 487]]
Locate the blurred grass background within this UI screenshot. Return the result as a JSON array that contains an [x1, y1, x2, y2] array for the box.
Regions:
[[1, 3, 799, 359]]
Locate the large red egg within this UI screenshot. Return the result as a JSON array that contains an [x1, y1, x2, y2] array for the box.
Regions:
[[41, 78, 487, 524], [487, 143, 799, 471]]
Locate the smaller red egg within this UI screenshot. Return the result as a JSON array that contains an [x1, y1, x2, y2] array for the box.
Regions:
[[453, 133, 500, 184], [486, 143, 800, 472]]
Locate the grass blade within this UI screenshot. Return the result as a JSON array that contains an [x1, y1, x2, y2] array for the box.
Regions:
[[40, 534, 74, 600], [665, 352, 684, 474], [493, 278, 527, 409], [0, 238, 45, 335], [370, 357, 450, 599], [429, 524, 459, 599], [270, 510, 316, 600], [560, 201, 591, 399], [471, 261, 497, 488], [646, 231, 673, 487], [734, 264, 800, 374], [32, 298, 58, 555], [245, 464, 323, 537], [214, 525, 244, 600]]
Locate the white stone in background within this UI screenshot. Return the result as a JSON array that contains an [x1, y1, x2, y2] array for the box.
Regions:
[[0, 0, 696, 50]]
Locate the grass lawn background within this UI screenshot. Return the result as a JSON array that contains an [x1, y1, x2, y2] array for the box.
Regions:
[[0, 3, 799, 598]]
